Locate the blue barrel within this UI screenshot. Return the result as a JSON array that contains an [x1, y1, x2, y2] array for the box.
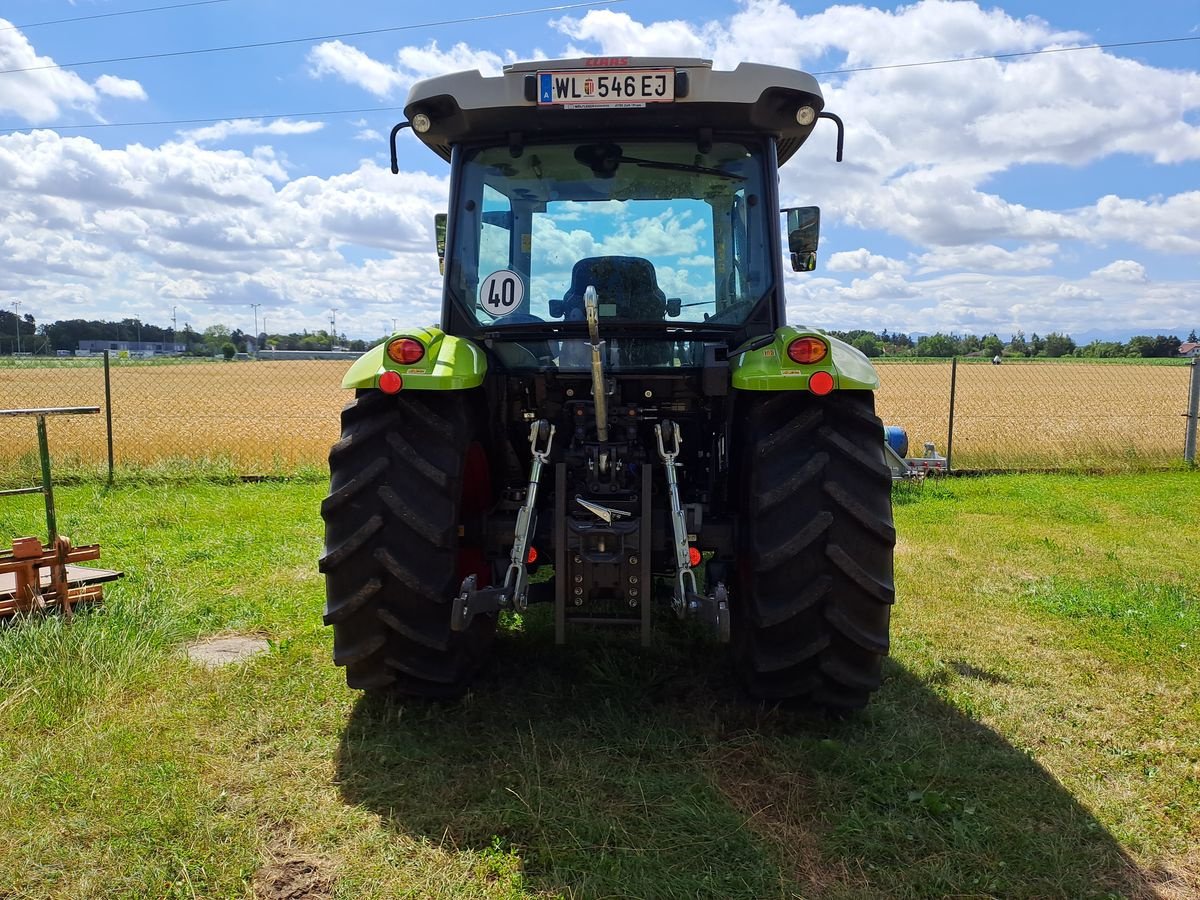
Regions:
[[883, 425, 909, 459]]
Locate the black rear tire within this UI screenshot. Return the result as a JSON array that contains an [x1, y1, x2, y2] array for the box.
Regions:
[[319, 389, 495, 697], [732, 390, 895, 710]]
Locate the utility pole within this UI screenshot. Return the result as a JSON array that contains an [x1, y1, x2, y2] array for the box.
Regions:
[[12, 300, 20, 354], [392, 317, 397, 333], [250, 303, 261, 355], [171, 305, 178, 351], [330, 308, 338, 351]]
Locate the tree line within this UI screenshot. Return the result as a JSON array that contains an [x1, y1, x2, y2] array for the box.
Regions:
[[825, 328, 1196, 359], [0, 311, 1194, 359], [0, 315, 371, 356]]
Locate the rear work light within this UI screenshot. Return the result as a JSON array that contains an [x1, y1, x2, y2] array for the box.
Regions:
[[386, 337, 425, 365], [378, 371, 403, 394], [787, 336, 828, 365]]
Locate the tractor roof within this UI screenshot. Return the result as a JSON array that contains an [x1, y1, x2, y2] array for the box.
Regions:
[[403, 57, 826, 165]]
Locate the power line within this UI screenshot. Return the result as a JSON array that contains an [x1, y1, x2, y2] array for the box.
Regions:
[[1, 32, 1195, 136], [2, 0, 234, 32], [812, 35, 1200, 77], [0, 0, 629, 76]]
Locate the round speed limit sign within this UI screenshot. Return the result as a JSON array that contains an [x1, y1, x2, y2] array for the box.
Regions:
[[479, 269, 524, 317]]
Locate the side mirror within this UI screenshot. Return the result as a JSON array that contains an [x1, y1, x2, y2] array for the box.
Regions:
[[785, 206, 820, 272], [666, 298, 681, 317], [434, 213, 447, 275]]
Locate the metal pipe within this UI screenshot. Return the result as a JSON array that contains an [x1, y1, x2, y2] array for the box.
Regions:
[[946, 356, 958, 473], [584, 286, 608, 442], [1186, 359, 1199, 465], [103, 350, 114, 484]]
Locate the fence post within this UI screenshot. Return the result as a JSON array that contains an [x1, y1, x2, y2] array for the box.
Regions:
[[946, 356, 958, 473], [103, 350, 114, 484], [1186, 359, 1199, 466]]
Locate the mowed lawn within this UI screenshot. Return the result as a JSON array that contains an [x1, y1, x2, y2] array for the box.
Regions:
[[0, 472, 1197, 899]]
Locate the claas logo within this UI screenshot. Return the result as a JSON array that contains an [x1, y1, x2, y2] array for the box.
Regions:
[[586, 57, 630, 67]]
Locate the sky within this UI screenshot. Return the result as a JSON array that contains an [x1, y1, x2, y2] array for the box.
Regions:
[[0, 0, 1197, 343]]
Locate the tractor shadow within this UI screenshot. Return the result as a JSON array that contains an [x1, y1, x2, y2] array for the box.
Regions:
[[335, 616, 1160, 899]]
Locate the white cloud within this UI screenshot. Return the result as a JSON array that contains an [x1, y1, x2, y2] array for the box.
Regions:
[[916, 243, 1057, 273], [308, 39, 505, 98], [1082, 193, 1200, 255], [0, 130, 451, 336], [1089, 259, 1148, 283], [826, 248, 906, 273], [0, 21, 102, 122], [93, 75, 147, 101], [354, 128, 383, 142], [178, 119, 326, 145]]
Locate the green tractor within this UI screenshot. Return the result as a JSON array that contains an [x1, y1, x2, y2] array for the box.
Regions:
[[320, 57, 895, 710]]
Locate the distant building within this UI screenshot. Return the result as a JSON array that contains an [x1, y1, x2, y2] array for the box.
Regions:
[[1180, 342, 1200, 358], [76, 340, 186, 356]]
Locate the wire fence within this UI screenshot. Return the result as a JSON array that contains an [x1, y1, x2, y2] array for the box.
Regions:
[[0, 353, 1196, 484]]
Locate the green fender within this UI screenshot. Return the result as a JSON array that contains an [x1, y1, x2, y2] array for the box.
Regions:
[[341, 327, 487, 390], [731, 325, 880, 391]]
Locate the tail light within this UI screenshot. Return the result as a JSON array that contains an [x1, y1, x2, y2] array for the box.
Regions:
[[787, 336, 828, 365], [688, 546, 702, 567], [526, 546, 538, 564], [386, 337, 425, 365]]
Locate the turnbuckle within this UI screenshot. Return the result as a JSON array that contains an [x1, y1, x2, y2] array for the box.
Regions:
[[654, 418, 730, 642], [452, 419, 554, 631]]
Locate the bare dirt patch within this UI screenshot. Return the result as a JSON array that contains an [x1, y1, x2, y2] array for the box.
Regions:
[[253, 843, 334, 900], [185, 635, 269, 668], [706, 738, 868, 895]]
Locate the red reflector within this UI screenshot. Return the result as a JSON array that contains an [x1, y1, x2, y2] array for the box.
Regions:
[[378, 371, 403, 394], [526, 546, 538, 564], [787, 336, 828, 365], [386, 337, 425, 365], [688, 546, 702, 567], [809, 370, 835, 395]]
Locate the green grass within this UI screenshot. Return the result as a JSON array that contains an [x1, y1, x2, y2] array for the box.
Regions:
[[1, 472, 1197, 898]]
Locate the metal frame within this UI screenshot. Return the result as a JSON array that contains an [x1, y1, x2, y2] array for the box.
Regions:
[[0, 407, 100, 543]]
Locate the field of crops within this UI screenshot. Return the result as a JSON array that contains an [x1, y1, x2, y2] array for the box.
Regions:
[[0, 357, 1192, 478]]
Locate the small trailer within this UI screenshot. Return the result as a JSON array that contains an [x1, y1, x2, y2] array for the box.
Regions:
[[883, 425, 948, 480]]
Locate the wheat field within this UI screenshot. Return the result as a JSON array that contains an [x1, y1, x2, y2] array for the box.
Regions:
[[0, 358, 1192, 477]]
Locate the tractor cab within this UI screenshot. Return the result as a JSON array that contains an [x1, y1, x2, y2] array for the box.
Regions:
[[397, 57, 842, 365]]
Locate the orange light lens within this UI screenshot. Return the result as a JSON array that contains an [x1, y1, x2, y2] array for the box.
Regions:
[[688, 546, 702, 567], [378, 371, 403, 394], [386, 337, 425, 365], [526, 546, 538, 564], [808, 370, 835, 395], [787, 337, 828, 365]]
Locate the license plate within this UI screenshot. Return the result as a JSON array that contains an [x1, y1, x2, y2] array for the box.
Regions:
[[537, 69, 675, 108]]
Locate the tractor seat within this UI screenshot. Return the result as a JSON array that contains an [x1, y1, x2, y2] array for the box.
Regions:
[[551, 256, 667, 321]]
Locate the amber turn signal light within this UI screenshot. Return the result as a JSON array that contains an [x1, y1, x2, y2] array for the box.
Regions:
[[786, 336, 828, 365], [386, 337, 425, 365]]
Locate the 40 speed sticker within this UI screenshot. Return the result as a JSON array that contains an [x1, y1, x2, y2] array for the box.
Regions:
[[480, 269, 524, 317]]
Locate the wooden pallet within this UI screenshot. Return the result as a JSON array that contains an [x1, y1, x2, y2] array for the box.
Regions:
[[0, 536, 121, 620]]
